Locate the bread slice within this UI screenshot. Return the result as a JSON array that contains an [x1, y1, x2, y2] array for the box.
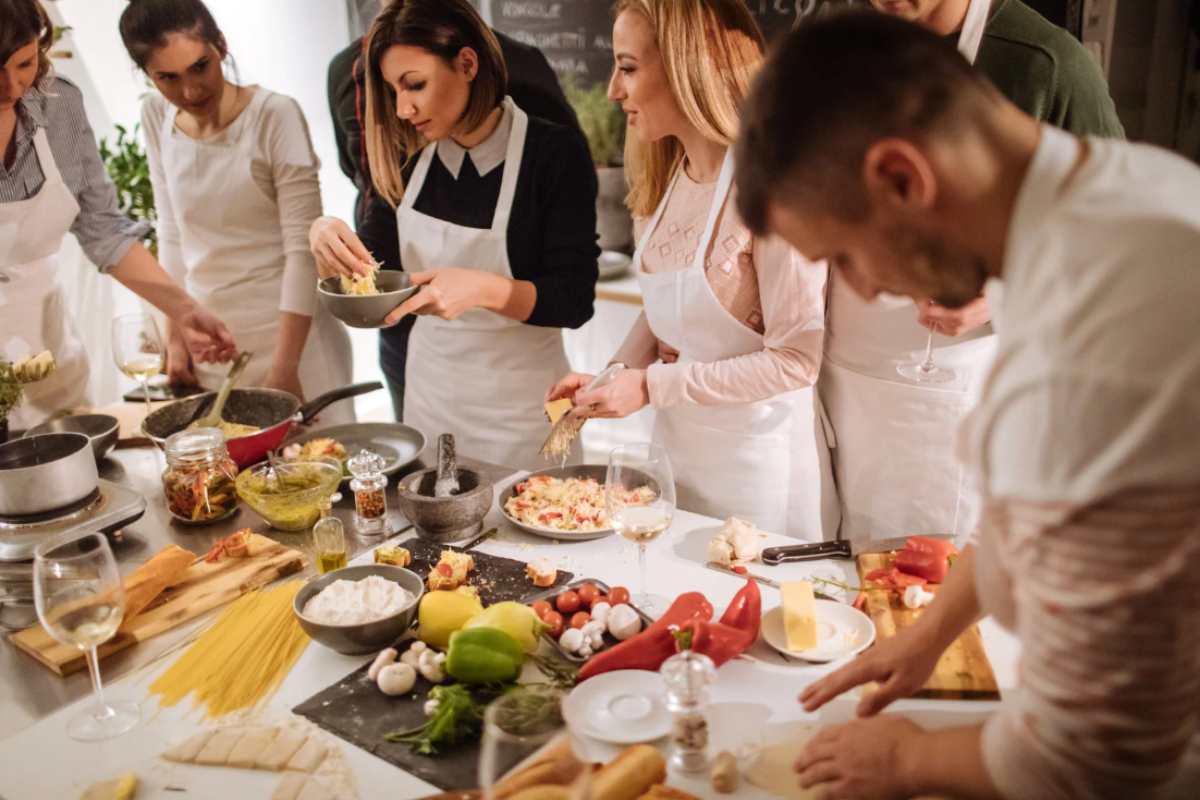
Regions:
[[162, 730, 215, 763], [122, 545, 194, 622], [591, 745, 666, 800], [525, 559, 557, 588], [256, 731, 307, 771], [194, 728, 244, 766]]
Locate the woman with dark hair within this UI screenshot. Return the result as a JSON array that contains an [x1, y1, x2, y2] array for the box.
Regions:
[[119, 0, 353, 417], [309, 0, 598, 469], [0, 0, 235, 428]]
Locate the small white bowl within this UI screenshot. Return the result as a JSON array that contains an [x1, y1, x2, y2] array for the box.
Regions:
[[760, 601, 875, 663], [563, 670, 671, 745]]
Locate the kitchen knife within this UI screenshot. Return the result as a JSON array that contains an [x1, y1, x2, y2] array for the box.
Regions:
[[760, 534, 956, 565], [705, 561, 840, 602]]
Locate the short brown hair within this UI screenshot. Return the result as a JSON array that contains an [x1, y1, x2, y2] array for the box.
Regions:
[[0, 0, 54, 88], [118, 0, 229, 71], [364, 0, 507, 207], [735, 10, 994, 231]]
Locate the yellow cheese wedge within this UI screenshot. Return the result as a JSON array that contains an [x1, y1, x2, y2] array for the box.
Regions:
[[544, 398, 573, 424], [781, 581, 818, 651]]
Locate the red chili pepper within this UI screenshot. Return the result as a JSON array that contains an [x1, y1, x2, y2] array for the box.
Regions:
[[577, 592, 713, 681], [675, 579, 761, 667], [718, 578, 761, 634]]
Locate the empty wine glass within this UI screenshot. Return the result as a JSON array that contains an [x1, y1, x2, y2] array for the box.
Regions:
[[606, 443, 676, 618], [897, 329, 956, 384], [33, 530, 139, 741], [479, 686, 585, 799], [112, 313, 165, 417]]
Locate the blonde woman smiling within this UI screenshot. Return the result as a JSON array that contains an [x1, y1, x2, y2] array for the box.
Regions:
[[548, 0, 837, 540]]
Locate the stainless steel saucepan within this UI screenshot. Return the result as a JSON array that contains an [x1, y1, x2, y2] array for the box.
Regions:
[[0, 432, 98, 516]]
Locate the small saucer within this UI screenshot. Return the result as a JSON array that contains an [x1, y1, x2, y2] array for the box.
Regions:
[[760, 601, 875, 663], [563, 670, 671, 744]]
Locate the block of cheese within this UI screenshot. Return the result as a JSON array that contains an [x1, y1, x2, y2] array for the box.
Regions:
[[781, 581, 818, 651], [544, 398, 573, 424]]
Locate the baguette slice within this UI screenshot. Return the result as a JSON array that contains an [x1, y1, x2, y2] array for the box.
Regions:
[[194, 728, 245, 766], [162, 730, 216, 763], [122, 545, 194, 623], [591, 745, 666, 800], [257, 731, 307, 771]]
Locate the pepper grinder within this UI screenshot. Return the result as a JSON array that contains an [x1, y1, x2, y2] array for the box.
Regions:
[[348, 449, 389, 536], [660, 650, 717, 773], [434, 433, 460, 497]]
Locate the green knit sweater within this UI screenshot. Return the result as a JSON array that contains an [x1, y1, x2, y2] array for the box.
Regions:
[[970, 0, 1125, 137]]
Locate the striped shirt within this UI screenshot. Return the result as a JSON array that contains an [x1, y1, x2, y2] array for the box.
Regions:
[[0, 77, 149, 269]]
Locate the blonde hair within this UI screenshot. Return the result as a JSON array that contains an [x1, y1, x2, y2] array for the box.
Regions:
[[364, 0, 507, 207], [613, 0, 765, 218]]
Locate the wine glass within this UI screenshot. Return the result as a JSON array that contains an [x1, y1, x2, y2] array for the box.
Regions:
[[479, 686, 585, 799], [111, 313, 166, 417], [897, 330, 956, 384], [606, 443, 676, 618], [33, 530, 140, 741]]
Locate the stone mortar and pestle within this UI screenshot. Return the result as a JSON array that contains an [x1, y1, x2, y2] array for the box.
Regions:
[[394, 433, 493, 543]]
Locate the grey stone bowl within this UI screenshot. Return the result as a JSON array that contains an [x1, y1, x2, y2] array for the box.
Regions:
[[395, 467, 494, 543], [317, 271, 420, 329], [293, 564, 425, 655], [27, 414, 120, 463]]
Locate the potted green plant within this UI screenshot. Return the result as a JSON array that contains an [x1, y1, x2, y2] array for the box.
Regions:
[[562, 76, 632, 254], [99, 124, 158, 254]]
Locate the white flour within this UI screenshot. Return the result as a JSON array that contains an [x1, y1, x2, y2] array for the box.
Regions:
[[301, 576, 414, 625]]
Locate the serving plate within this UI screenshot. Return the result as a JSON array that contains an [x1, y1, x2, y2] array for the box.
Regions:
[[759, 601, 875, 663], [282, 422, 426, 484], [498, 465, 657, 542], [563, 670, 671, 745]]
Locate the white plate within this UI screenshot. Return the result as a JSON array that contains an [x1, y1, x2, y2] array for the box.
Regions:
[[760, 601, 875, 663], [563, 670, 672, 745]]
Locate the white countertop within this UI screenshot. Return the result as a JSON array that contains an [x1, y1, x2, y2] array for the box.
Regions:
[[0, 473, 1019, 799]]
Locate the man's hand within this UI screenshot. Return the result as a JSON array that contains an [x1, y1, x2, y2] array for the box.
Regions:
[[164, 325, 197, 387], [175, 306, 237, 364], [917, 296, 990, 337], [795, 716, 924, 800]]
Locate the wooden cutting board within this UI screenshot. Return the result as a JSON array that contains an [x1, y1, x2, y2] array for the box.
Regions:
[[9, 534, 305, 676], [857, 552, 999, 699]]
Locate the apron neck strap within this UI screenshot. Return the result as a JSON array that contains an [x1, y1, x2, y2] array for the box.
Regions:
[[30, 128, 63, 184], [957, 0, 990, 63], [490, 97, 527, 233], [690, 148, 735, 272], [400, 143, 436, 212]]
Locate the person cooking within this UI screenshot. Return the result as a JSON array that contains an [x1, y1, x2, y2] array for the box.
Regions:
[[822, 0, 1124, 543], [0, 0, 236, 430], [546, 0, 837, 540], [321, 0, 582, 420], [119, 0, 354, 421], [737, 13, 1199, 799], [310, 0, 598, 469]]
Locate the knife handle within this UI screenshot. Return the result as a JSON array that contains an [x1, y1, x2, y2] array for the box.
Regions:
[[761, 540, 852, 564]]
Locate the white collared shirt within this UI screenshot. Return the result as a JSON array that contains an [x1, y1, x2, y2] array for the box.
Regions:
[[436, 103, 513, 179]]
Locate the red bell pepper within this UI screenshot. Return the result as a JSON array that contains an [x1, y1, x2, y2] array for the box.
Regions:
[[896, 546, 949, 583], [677, 579, 761, 667], [577, 592, 713, 681]]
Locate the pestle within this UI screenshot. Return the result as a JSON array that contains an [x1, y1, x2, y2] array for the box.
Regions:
[[434, 433, 460, 497]]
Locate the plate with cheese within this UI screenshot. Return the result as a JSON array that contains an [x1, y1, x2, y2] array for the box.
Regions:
[[761, 582, 874, 663]]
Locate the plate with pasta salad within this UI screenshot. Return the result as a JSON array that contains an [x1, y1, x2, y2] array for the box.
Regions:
[[498, 465, 659, 540]]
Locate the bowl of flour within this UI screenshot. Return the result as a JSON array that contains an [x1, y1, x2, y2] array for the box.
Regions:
[[293, 564, 424, 654]]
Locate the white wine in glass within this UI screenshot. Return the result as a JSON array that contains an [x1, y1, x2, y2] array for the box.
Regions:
[[111, 313, 165, 417], [606, 443, 675, 618], [34, 531, 140, 742]]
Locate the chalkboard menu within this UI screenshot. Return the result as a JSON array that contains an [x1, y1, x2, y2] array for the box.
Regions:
[[474, 0, 859, 86]]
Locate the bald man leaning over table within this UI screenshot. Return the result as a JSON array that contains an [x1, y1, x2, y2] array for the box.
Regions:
[[736, 12, 1199, 800]]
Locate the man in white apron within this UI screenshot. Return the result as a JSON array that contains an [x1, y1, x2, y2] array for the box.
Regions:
[[623, 150, 835, 539], [0, 127, 88, 430], [396, 99, 573, 471]]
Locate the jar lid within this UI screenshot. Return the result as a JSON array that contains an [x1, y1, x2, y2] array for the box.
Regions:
[[165, 427, 227, 459], [660, 650, 716, 701], [347, 449, 385, 478]]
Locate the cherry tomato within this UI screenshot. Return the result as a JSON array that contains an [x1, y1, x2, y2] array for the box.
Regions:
[[556, 590, 581, 614], [592, 594, 609, 608], [542, 610, 565, 639], [608, 586, 631, 605], [732, 565, 748, 575], [531, 600, 553, 619], [576, 583, 599, 608], [570, 611, 591, 629]]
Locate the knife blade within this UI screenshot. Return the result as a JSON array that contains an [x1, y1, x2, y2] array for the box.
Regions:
[[760, 534, 956, 566], [704, 561, 840, 602]]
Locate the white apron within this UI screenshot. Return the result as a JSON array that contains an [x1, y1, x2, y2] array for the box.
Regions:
[[156, 91, 353, 421], [636, 151, 837, 540], [0, 128, 90, 429], [819, 0, 993, 544], [399, 98, 572, 471]]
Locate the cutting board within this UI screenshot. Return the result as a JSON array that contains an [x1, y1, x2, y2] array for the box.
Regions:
[[9, 534, 305, 676], [857, 552, 999, 699]]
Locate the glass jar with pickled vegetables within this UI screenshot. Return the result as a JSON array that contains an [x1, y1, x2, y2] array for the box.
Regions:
[[162, 428, 240, 524]]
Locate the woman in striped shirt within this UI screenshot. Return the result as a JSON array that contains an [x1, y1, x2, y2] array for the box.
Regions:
[[0, 0, 235, 427]]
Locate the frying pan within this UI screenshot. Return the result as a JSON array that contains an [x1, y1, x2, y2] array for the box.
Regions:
[[141, 382, 382, 468]]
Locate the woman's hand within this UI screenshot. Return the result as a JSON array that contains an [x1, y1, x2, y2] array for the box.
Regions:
[[383, 270, 500, 325], [175, 305, 237, 364], [917, 296, 990, 337], [546, 372, 596, 403], [795, 716, 924, 800], [309, 216, 375, 280], [657, 340, 680, 364], [263, 365, 304, 400], [572, 369, 649, 419], [164, 326, 197, 387]]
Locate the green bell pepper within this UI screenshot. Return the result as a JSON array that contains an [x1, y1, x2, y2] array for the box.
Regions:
[[445, 626, 525, 684]]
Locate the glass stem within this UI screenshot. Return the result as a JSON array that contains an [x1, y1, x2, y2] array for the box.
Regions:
[[921, 331, 936, 370], [85, 645, 112, 719], [638, 542, 648, 601], [140, 376, 152, 417]]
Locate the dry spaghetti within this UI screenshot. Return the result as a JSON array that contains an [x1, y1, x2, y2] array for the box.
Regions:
[[149, 581, 309, 719]]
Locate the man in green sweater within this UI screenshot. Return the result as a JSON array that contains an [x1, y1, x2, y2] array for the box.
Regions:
[[814, 0, 1125, 547]]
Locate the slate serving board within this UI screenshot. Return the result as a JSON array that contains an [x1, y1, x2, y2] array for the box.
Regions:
[[293, 541, 574, 791]]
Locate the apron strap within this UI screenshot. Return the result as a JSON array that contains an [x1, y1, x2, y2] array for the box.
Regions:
[[957, 0, 990, 63], [400, 143, 437, 212], [633, 154, 688, 268], [30, 128, 64, 185], [689, 148, 735, 273], [491, 97, 527, 234]]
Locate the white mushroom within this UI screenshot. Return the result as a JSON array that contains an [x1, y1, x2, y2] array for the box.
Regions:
[[417, 649, 447, 683], [902, 585, 935, 610], [578, 643, 594, 659], [589, 602, 611, 627], [368, 648, 398, 681], [400, 641, 427, 668], [607, 604, 642, 640], [559, 628, 585, 654], [376, 662, 417, 696]]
